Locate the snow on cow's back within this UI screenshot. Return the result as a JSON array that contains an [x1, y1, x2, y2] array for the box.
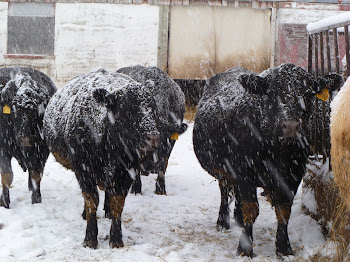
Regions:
[[117, 65, 186, 126], [44, 68, 138, 143], [196, 67, 257, 122]]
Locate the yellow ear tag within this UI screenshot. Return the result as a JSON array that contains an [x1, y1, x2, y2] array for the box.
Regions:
[[3, 104, 11, 114], [170, 132, 179, 140], [315, 88, 329, 101]]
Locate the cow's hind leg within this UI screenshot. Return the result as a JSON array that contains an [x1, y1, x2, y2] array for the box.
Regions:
[[1, 172, 13, 208], [275, 202, 293, 256], [217, 180, 232, 230], [0, 157, 13, 208], [233, 185, 243, 227], [28, 170, 43, 204], [155, 140, 175, 195], [236, 184, 259, 258], [104, 190, 112, 218]]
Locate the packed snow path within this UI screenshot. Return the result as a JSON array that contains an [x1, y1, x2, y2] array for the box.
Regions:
[[0, 123, 324, 261]]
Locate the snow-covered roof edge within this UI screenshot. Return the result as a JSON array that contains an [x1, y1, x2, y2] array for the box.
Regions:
[[307, 12, 350, 34]]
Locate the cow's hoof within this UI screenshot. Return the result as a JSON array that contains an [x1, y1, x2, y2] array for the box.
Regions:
[[236, 245, 255, 258], [130, 184, 142, 195], [155, 189, 166, 195], [276, 247, 293, 257], [0, 190, 10, 209], [217, 213, 230, 230], [83, 240, 98, 249], [31, 191, 42, 204], [109, 241, 124, 248], [155, 181, 166, 195], [234, 212, 243, 227], [82, 210, 87, 220], [105, 211, 112, 219]]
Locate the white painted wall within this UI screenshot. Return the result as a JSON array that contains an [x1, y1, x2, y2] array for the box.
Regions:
[[55, 3, 159, 87], [0, 3, 159, 88], [0, 2, 7, 66]]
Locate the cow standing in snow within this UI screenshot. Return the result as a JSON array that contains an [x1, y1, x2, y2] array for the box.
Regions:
[[43, 68, 161, 248], [193, 63, 342, 257], [117, 65, 187, 195], [0, 67, 56, 208]]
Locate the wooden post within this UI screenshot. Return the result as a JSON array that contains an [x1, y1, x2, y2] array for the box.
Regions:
[[308, 34, 313, 73], [345, 26, 350, 77], [157, 6, 170, 73], [315, 33, 319, 77], [333, 28, 340, 74], [320, 32, 325, 76], [326, 30, 331, 73]]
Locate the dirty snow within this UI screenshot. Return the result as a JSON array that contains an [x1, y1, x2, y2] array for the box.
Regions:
[[0, 123, 327, 261]]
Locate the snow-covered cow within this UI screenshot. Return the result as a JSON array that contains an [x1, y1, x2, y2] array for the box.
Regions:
[[117, 65, 187, 195], [0, 67, 56, 208], [193, 63, 342, 257], [43, 68, 161, 248]]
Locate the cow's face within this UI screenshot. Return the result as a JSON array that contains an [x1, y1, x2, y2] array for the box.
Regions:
[[1, 74, 49, 148], [93, 83, 160, 155], [240, 64, 343, 145]]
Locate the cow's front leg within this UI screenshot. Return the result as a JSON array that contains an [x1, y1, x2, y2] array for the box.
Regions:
[[28, 170, 42, 204], [217, 180, 231, 230], [155, 143, 173, 195], [236, 201, 259, 257], [130, 172, 142, 195], [236, 184, 259, 258], [82, 189, 99, 249], [155, 171, 166, 195], [109, 194, 127, 248], [1, 172, 13, 208], [275, 202, 293, 256], [233, 187, 243, 227]]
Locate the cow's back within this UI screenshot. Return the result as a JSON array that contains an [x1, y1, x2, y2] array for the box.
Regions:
[[117, 66, 186, 133]]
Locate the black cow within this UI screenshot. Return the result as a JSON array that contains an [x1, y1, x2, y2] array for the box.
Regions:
[[43, 68, 161, 249], [193, 63, 342, 257], [117, 65, 187, 195], [0, 67, 57, 208]]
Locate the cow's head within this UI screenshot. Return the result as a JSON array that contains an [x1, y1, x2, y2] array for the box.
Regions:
[[239, 63, 343, 146], [93, 81, 160, 156], [1, 74, 50, 148]]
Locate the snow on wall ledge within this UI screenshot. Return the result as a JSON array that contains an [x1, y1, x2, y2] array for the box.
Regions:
[[54, 4, 159, 87], [307, 11, 350, 34]]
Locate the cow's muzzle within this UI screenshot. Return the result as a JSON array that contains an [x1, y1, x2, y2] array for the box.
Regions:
[[282, 121, 302, 138], [19, 136, 34, 147], [145, 134, 160, 149]]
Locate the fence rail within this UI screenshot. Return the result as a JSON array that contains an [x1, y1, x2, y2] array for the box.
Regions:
[[307, 13, 350, 162]]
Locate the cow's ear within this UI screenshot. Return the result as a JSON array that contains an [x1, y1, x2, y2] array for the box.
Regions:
[[315, 73, 344, 101], [239, 73, 268, 95], [93, 88, 117, 107]]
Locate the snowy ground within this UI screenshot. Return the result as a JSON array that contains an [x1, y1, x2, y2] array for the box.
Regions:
[[0, 123, 326, 262]]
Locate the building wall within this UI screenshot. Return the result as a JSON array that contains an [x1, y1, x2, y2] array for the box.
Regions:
[[168, 6, 271, 79], [0, 3, 7, 66], [276, 8, 346, 69], [1, 1, 350, 86], [0, 3, 160, 87]]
